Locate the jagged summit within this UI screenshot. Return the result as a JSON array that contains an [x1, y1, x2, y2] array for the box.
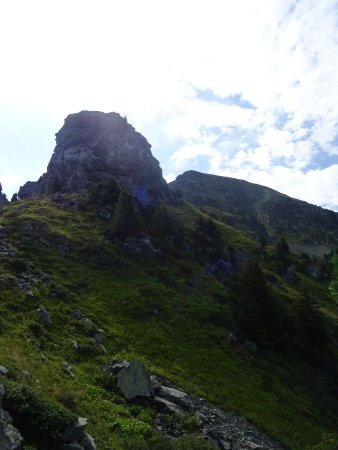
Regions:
[[0, 183, 8, 204], [18, 111, 173, 204]]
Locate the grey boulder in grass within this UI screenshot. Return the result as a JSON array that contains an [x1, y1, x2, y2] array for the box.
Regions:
[[117, 360, 154, 400]]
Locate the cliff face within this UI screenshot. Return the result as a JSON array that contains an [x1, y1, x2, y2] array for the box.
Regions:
[[18, 111, 173, 204]]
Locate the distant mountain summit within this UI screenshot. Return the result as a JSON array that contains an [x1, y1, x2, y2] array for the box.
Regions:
[[18, 111, 173, 204], [170, 170, 338, 253]]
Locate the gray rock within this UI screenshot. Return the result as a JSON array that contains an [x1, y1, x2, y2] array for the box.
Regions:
[[0, 367, 9, 377], [62, 417, 87, 443], [154, 396, 182, 413], [117, 360, 154, 400], [0, 385, 5, 400], [0, 422, 23, 449], [97, 344, 107, 354], [37, 308, 52, 324], [83, 318, 95, 332], [108, 360, 130, 375], [63, 361, 75, 377], [18, 111, 174, 204], [81, 433, 96, 450], [122, 235, 161, 256], [158, 386, 192, 409], [150, 375, 162, 392], [0, 384, 22, 450]]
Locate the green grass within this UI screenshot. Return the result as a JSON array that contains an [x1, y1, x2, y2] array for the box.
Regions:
[[0, 197, 337, 449]]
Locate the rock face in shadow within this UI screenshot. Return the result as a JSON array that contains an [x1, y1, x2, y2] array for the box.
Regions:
[[18, 111, 173, 204]]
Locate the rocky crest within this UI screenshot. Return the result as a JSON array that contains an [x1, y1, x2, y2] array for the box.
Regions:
[[0, 183, 8, 204], [18, 111, 173, 204]]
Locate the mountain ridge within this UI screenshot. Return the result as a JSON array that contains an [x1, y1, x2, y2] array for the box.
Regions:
[[169, 170, 338, 254]]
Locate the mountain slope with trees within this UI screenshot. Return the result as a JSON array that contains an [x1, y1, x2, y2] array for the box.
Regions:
[[0, 112, 338, 449]]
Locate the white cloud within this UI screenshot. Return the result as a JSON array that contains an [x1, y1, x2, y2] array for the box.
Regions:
[[0, 0, 338, 209]]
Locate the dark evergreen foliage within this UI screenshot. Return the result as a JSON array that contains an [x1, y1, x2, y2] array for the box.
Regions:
[[236, 259, 280, 347], [276, 237, 289, 274], [195, 216, 224, 257], [295, 296, 328, 350], [89, 178, 120, 206], [2, 380, 76, 449], [111, 190, 139, 238]]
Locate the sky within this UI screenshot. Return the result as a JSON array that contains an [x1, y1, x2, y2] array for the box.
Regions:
[[1, 0, 338, 210]]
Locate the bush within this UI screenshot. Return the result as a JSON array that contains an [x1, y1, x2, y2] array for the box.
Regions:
[[28, 321, 45, 337], [2, 381, 77, 449]]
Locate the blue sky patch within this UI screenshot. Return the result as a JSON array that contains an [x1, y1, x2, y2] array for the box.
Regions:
[[195, 88, 255, 110]]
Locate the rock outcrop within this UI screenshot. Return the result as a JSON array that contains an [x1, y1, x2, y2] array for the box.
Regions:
[[0, 383, 22, 450], [19, 111, 173, 204], [0, 184, 8, 204], [105, 360, 283, 450]]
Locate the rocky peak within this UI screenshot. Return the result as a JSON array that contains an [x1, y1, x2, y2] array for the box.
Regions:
[[18, 111, 173, 204], [0, 183, 8, 204]]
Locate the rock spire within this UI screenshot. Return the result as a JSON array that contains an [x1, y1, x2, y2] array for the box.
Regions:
[[19, 111, 173, 204]]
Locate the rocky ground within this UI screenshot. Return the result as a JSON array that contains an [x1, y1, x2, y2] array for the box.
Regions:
[[106, 360, 284, 450]]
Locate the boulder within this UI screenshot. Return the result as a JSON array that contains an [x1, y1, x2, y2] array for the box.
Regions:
[[158, 386, 193, 410], [37, 308, 52, 324], [62, 417, 87, 443], [0, 366, 9, 377], [18, 111, 174, 204], [117, 360, 154, 400], [154, 396, 182, 413], [0, 384, 22, 450], [81, 433, 96, 450]]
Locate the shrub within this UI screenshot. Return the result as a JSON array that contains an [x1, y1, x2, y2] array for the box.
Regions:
[[2, 380, 77, 449]]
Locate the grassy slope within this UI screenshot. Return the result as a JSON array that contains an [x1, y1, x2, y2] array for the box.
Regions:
[[0, 197, 337, 449]]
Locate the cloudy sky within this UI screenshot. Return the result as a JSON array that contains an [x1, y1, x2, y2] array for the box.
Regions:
[[1, 0, 338, 209]]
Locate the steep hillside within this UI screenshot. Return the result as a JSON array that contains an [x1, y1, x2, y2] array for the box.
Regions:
[[1, 113, 338, 450], [170, 171, 338, 255], [0, 194, 337, 449]]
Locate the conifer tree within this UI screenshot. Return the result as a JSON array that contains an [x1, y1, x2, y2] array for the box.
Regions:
[[111, 191, 139, 238], [330, 254, 338, 300], [276, 237, 289, 274], [237, 259, 277, 346], [295, 296, 328, 349]]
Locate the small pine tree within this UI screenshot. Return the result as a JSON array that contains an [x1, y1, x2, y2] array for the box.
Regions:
[[196, 216, 224, 256], [111, 191, 139, 239], [151, 205, 180, 237], [295, 296, 328, 349], [276, 237, 289, 274], [237, 259, 277, 346], [330, 254, 338, 300]]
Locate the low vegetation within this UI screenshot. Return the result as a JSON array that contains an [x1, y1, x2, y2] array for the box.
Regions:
[[0, 190, 337, 449]]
